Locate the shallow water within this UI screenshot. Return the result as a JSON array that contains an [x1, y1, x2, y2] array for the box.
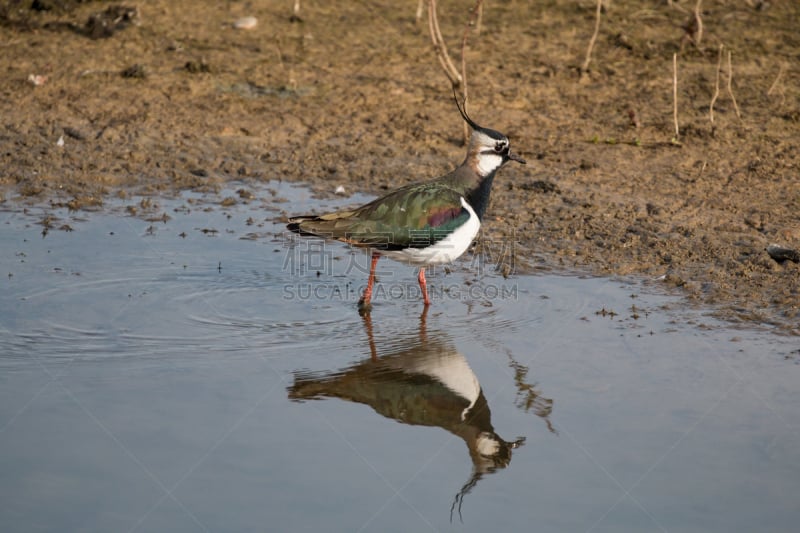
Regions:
[[1, 183, 798, 533]]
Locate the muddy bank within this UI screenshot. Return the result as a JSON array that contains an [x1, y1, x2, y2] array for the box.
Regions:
[[1, 1, 798, 332]]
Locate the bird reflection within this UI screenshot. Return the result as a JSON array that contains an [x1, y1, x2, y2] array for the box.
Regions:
[[287, 308, 553, 520]]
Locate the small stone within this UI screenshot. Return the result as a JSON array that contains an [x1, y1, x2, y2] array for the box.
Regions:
[[27, 74, 47, 86], [335, 185, 346, 195], [121, 64, 146, 79], [520, 180, 560, 194], [63, 127, 86, 141], [766, 244, 800, 264], [184, 59, 211, 74], [233, 16, 257, 30]]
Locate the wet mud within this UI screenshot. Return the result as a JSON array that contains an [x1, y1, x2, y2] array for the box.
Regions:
[[1, 0, 798, 332]]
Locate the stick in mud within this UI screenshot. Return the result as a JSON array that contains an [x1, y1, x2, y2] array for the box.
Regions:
[[693, 0, 703, 46], [459, 0, 485, 143], [709, 44, 723, 123], [682, 0, 703, 50], [726, 50, 741, 119], [673, 53, 679, 138], [581, 0, 603, 77], [428, 0, 463, 88], [767, 63, 786, 96]]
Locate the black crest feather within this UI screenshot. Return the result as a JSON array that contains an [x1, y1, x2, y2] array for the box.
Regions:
[[452, 87, 481, 132]]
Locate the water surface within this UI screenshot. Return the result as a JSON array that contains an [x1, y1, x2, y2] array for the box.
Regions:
[[1, 183, 798, 532]]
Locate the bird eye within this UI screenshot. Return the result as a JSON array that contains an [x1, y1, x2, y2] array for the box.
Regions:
[[494, 141, 507, 153]]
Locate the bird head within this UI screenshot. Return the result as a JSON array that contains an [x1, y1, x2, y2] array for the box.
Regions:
[[454, 91, 526, 177]]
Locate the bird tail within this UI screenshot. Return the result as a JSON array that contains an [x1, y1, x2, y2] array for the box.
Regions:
[[286, 210, 361, 238], [286, 216, 317, 235]]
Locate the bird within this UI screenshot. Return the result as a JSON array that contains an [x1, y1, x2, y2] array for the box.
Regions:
[[287, 94, 525, 312]]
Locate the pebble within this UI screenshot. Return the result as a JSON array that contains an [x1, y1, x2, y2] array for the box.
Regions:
[[233, 16, 257, 30], [766, 244, 800, 264], [28, 74, 47, 86], [335, 185, 346, 195]]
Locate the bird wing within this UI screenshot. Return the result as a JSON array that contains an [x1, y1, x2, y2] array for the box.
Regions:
[[288, 184, 471, 250]]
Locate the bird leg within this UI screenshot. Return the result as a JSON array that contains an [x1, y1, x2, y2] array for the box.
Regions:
[[358, 252, 380, 314], [361, 312, 378, 361], [418, 305, 429, 342], [418, 267, 431, 306]]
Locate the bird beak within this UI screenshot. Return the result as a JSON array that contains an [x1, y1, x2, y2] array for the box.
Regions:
[[508, 152, 526, 164]]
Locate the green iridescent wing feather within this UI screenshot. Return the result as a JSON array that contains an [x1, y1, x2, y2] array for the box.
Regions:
[[289, 183, 470, 249]]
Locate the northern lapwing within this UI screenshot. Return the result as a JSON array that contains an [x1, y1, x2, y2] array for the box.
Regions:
[[287, 95, 525, 311]]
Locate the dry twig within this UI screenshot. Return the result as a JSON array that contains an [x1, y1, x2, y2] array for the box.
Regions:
[[581, 0, 603, 77], [428, 0, 463, 87], [459, 0, 485, 142], [672, 53, 679, 138], [475, 2, 483, 35], [767, 63, 787, 96], [693, 0, 703, 46], [682, 0, 703, 49], [709, 44, 723, 123], [289, 0, 301, 22], [726, 50, 741, 119]]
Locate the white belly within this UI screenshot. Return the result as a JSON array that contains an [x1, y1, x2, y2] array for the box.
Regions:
[[385, 345, 481, 420], [380, 197, 481, 266]]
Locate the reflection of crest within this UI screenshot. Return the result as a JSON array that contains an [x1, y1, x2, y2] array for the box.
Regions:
[[288, 309, 554, 520]]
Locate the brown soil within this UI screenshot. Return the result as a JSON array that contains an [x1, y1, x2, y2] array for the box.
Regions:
[[1, 1, 798, 332]]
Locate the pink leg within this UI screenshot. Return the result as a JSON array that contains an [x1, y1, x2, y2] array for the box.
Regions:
[[361, 313, 378, 361], [418, 267, 431, 306], [358, 253, 380, 312]]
